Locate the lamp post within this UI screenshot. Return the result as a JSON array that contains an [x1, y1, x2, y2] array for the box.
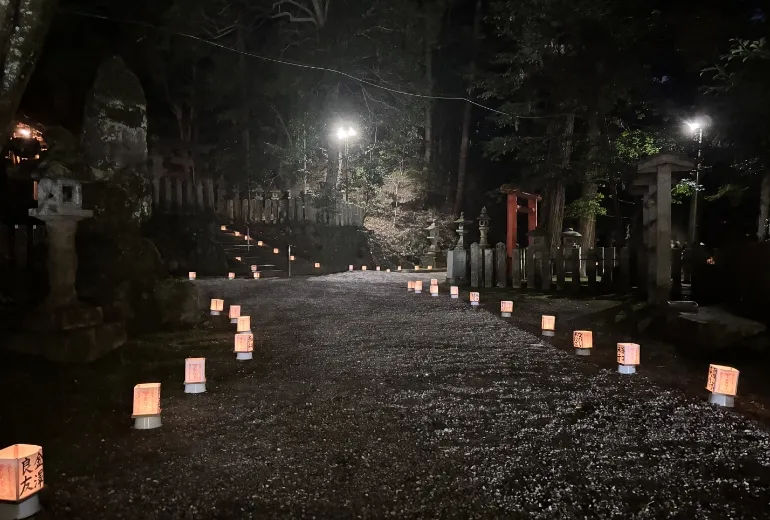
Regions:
[[686, 120, 705, 246], [336, 126, 356, 201]]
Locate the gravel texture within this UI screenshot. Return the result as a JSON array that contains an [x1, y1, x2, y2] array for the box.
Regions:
[[5, 271, 770, 519]]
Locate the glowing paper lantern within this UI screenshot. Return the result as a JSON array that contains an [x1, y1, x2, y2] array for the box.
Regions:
[[408, 281, 415, 292], [450, 286, 459, 299], [386, 269, 391, 273], [541, 315, 556, 336], [132, 383, 161, 429], [427, 265, 433, 270], [0, 444, 44, 515], [228, 272, 235, 280], [290, 255, 296, 261], [470, 292, 480, 307], [251, 265, 258, 272], [349, 265, 354, 271], [376, 266, 381, 271], [237, 316, 251, 334], [430, 279, 439, 286], [706, 365, 739, 407], [229, 305, 241, 323], [415, 266, 421, 271], [235, 256, 242, 261], [397, 266, 402, 271], [210, 299, 224, 316], [314, 263, 321, 268], [616, 343, 640, 374], [184, 358, 206, 394], [253, 272, 261, 279], [188, 272, 196, 281], [257, 241, 264, 246], [220, 225, 227, 231], [573, 330, 593, 356], [234, 231, 241, 237], [430, 285, 439, 297], [273, 248, 280, 254], [414, 281, 423, 294], [244, 235, 250, 241], [234, 333, 254, 360], [501, 301, 513, 317]]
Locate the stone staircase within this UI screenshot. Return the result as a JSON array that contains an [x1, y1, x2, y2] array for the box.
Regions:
[[215, 225, 288, 279]]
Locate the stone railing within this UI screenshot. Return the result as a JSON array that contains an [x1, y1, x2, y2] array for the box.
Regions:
[[151, 175, 364, 227]]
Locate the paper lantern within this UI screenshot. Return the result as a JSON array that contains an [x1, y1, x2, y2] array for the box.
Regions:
[[234, 333, 254, 360], [290, 255, 296, 261], [501, 301, 513, 317], [707, 365, 739, 407], [234, 231, 241, 237], [0, 444, 44, 517], [132, 383, 161, 429], [407, 281, 415, 292], [314, 263, 321, 268], [616, 343, 640, 374], [541, 315, 556, 336], [414, 281, 423, 294], [236, 316, 251, 334], [184, 358, 206, 394], [251, 265, 258, 272], [273, 248, 280, 254], [470, 292, 480, 306], [376, 266, 381, 271], [244, 235, 250, 241], [362, 266, 367, 271], [229, 304, 241, 323], [415, 266, 421, 271], [349, 265, 354, 271], [257, 241, 264, 246], [220, 225, 227, 231], [430, 279, 438, 286], [253, 272, 261, 279], [188, 272, 196, 281], [397, 266, 402, 271], [427, 265, 433, 270], [210, 299, 224, 315], [235, 256, 242, 261], [450, 286, 459, 299], [386, 269, 391, 272], [228, 272, 235, 280], [573, 330, 593, 356], [430, 284, 439, 297]]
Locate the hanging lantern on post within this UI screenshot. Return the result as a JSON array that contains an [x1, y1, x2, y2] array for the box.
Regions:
[[501, 301, 513, 317], [706, 365, 739, 407], [470, 292, 480, 307], [541, 315, 556, 337], [184, 358, 206, 394], [450, 286, 459, 299], [573, 331, 593, 356], [0, 444, 44, 519], [414, 281, 423, 294], [234, 333, 254, 361], [229, 305, 241, 324], [617, 343, 640, 374], [132, 383, 162, 429], [210, 299, 224, 316], [188, 272, 196, 281]]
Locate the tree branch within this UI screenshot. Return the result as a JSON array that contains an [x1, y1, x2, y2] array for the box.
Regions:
[[271, 11, 317, 25], [272, 0, 315, 18]]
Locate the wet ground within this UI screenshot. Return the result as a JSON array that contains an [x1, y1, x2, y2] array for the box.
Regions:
[[2, 271, 770, 519]]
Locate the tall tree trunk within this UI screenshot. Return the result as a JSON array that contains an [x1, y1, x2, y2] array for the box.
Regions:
[[610, 179, 625, 246], [452, 0, 483, 217], [579, 113, 601, 250], [237, 24, 251, 196], [0, 0, 58, 144], [758, 172, 770, 241], [423, 34, 433, 171], [542, 113, 575, 249]]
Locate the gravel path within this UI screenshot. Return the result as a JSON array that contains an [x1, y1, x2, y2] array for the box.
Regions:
[[36, 273, 770, 518]]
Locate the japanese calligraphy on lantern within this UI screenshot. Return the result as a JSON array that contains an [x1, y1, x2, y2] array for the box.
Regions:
[[707, 365, 739, 396], [132, 383, 161, 417], [184, 358, 206, 384], [0, 444, 43, 502], [234, 231, 241, 237], [541, 315, 556, 331], [470, 292, 480, 303], [573, 330, 593, 349], [617, 343, 640, 365], [427, 265, 433, 270], [501, 301, 513, 313], [237, 316, 251, 333], [229, 305, 241, 319], [234, 333, 254, 352]]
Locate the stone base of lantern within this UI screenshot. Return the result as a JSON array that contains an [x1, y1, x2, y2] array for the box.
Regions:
[[709, 392, 734, 408], [414, 289, 422, 294], [431, 292, 439, 297], [236, 352, 253, 360], [408, 288, 414, 292], [575, 348, 591, 356], [618, 365, 636, 374], [471, 301, 479, 307], [542, 330, 555, 337], [501, 312, 511, 318], [133, 414, 162, 430], [230, 318, 238, 324], [451, 294, 458, 299], [0, 493, 41, 520], [184, 382, 207, 394]]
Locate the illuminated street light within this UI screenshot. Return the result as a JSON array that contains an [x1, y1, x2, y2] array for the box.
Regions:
[[684, 117, 707, 245], [336, 126, 356, 140], [335, 125, 357, 201]]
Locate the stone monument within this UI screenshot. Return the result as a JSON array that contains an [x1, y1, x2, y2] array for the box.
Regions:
[[447, 213, 472, 284], [5, 178, 126, 362], [420, 219, 440, 268]]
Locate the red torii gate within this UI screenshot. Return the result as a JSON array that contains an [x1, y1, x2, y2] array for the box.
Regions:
[[500, 185, 541, 258]]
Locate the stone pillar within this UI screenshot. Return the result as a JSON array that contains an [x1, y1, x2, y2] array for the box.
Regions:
[[241, 199, 249, 222], [255, 195, 264, 222], [226, 199, 234, 220], [495, 242, 506, 288], [249, 198, 258, 221], [483, 248, 494, 288], [233, 197, 242, 222], [46, 220, 79, 308], [196, 181, 204, 211], [470, 242, 481, 288], [185, 180, 194, 213], [152, 178, 160, 207], [216, 178, 226, 215], [511, 249, 522, 288], [175, 178, 183, 213], [288, 196, 295, 221], [164, 177, 172, 212], [205, 179, 215, 210]]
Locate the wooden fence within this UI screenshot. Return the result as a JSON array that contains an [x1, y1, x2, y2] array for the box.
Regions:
[[151, 175, 364, 227]]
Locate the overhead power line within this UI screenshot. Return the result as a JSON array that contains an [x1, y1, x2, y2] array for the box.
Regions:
[[61, 9, 570, 121]]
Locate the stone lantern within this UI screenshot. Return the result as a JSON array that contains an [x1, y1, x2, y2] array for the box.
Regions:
[[561, 228, 582, 249], [527, 227, 550, 250], [448, 213, 472, 284], [421, 219, 440, 268], [477, 207, 491, 248], [454, 212, 472, 250]]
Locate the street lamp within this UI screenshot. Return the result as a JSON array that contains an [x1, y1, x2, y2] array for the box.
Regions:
[[335, 126, 356, 201], [685, 119, 706, 245]]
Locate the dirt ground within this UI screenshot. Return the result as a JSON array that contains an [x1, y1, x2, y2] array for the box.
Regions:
[[1, 272, 769, 519]]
